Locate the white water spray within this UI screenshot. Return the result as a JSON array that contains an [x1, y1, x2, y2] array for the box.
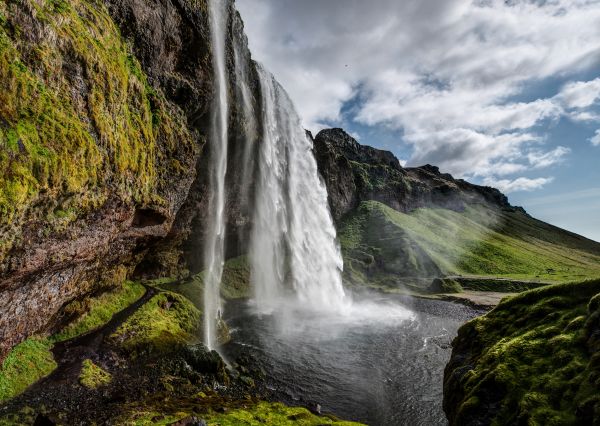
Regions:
[[204, 0, 229, 350], [251, 66, 349, 314]]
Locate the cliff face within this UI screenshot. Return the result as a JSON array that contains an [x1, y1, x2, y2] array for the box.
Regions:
[[0, 0, 260, 360], [314, 128, 518, 222]]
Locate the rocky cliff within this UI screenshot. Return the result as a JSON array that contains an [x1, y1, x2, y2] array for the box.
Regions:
[[0, 0, 260, 361], [314, 128, 519, 222]]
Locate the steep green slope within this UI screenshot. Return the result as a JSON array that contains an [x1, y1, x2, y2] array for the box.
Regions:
[[339, 201, 600, 290], [444, 279, 600, 425]]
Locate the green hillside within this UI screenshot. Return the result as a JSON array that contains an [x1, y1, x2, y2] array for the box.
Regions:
[[339, 201, 600, 291]]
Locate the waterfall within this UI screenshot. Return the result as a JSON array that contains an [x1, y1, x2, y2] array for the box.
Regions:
[[232, 28, 257, 206], [250, 66, 349, 314], [204, 0, 229, 350]]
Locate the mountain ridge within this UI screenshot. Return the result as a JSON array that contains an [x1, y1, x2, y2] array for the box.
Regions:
[[313, 128, 600, 288]]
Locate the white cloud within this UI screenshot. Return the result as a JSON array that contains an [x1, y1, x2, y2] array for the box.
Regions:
[[591, 130, 600, 146], [483, 177, 554, 193], [557, 78, 600, 109], [527, 146, 571, 168], [238, 0, 600, 188]]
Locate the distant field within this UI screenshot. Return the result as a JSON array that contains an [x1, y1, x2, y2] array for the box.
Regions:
[[339, 201, 600, 291]]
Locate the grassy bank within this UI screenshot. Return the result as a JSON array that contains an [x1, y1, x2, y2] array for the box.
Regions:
[[444, 278, 600, 425]]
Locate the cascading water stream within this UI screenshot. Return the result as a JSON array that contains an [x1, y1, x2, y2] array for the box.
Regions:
[[232, 28, 257, 206], [251, 66, 350, 314], [204, 0, 229, 350]]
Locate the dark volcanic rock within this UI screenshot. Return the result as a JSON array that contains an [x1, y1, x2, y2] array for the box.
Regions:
[[314, 128, 524, 221]]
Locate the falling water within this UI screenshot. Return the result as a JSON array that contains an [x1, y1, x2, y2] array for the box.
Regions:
[[204, 0, 229, 350], [250, 66, 349, 314], [232, 26, 257, 205]]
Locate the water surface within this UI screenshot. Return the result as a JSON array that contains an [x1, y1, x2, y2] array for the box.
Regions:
[[224, 295, 483, 426]]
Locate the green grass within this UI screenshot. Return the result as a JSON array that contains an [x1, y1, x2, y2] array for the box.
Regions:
[[339, 201, 600, 291], [52, 281, 146, 342], [445, 279, 600, 425], [79, 359, 111, 389], [0, 337, 56, 402], [107, 291, 201, 357]]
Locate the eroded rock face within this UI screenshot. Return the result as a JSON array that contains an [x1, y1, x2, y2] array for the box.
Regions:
[[0, 0, 260, 360], [313, 128, 524, 222]]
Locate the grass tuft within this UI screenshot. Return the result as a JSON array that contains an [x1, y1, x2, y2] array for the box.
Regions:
[[79, 359, 111, 389]]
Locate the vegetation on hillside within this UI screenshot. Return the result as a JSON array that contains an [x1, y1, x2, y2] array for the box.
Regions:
[[339, 201, 600, 291], [444, 278, 600, 425]]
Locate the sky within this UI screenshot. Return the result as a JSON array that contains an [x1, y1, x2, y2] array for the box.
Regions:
[[237, 0, 600, 242]]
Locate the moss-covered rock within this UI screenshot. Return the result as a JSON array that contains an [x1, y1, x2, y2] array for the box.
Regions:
[[0, 338, 56, 402], [444, 278, 600, 425], [107, 291, 201, 357], [0, 0, 200, 362], [0, 0, 194, 246], [78, 359, 111, 389], [429, 278, 463, 294]]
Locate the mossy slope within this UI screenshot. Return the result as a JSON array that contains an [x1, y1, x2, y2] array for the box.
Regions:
[[53, 280, 146, 342], [108, 291, 201, 357], [339, 201, 600, 290], [0, 0, 195, 257], [444, 279, 600, 425]]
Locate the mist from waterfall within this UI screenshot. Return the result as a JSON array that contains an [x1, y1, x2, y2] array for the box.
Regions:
[[250, 66, 349, 314], [204, 0, 229, 350]]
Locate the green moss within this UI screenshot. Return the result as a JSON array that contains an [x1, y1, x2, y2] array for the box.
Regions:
[[448, 279, 600, 425], [52, 281, 146, 342], [0, 337, 56, 402], [339, 201, 600, 291], [108, 291, 201, 357], [0, 0, 195, 258], [120, 401, 364, 426], [204, 402, 364, 425], [79, 359, 111, 389]]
